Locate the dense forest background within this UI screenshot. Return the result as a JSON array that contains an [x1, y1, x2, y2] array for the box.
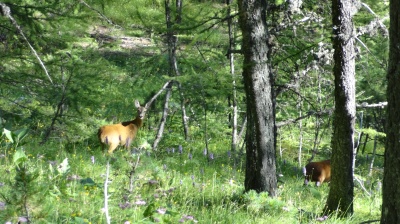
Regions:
[[0, 0, 389, 223]]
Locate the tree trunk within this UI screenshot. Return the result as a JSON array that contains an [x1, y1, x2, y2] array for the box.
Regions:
[[238, 0, 277, 196], [157, 0, 188, 144], [177, 82, 189, 140], [298, 101, 303, 168], [368, 136, 377, 176], [381, 0, 400, 222], [166, 0, 189, 141], [226, 0, 239, 159], [325, 0, 357, 216], [41, 67, 72, 144]]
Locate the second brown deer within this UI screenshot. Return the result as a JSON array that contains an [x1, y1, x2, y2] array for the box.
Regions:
[[303, 159, 331, 187], [98, 100, 148, 154]]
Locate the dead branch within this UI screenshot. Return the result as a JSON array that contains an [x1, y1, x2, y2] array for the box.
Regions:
[[357, 102, 387, 108], [79, 0, 121, 28], [354, 175, 371, 197], [152, 86, 172, 150], [276, 109, 333, 128], [277, 101, 388, 128], [145, 80, 174, 108], [0, 3, 53, 84]]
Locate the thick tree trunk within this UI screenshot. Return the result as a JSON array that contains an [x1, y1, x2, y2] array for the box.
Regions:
[[238, 0, 277, 196], [325, 0, 356, 216], [381, 0, 400, 222]]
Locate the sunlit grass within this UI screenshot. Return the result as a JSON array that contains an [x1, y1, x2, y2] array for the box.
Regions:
[[0, 133, 382, 223]]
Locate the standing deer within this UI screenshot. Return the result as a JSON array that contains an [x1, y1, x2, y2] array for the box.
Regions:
[[303, 159, 331, 187], [98, 100, 148, 154]]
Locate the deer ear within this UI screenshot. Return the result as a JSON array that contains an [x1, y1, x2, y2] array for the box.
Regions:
[[135, 100, 140, 108]]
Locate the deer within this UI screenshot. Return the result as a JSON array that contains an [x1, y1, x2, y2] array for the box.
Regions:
[[98, 100, 148, 154], [303, 159, 331, 187]]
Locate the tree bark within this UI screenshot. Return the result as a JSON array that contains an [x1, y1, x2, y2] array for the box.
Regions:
[[325, 0, 357, 216], [238, 0, 277, 196], [381, 0, 400, 222]]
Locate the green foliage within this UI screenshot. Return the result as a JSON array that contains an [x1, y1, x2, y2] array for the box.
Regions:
[[2, 128, 29, 148], [361, 128, 386, 138], [13, 149, 28, 166]]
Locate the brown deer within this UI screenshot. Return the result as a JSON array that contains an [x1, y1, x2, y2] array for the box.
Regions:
[[98, 100, 148, 154], [303, 159, 331, 187]]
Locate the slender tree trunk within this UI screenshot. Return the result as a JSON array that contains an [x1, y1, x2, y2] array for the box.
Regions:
[[165, 0, 189, 140], [177, 82, 189, 140], [381, 0, 400, 222], [155, 0, 188, 146], [41, 67, 72, 144], [325, 0, 357, 216], [226, 0, 239, 158], [368, 136, 377, 176], [354, 111, 363, 175], [311, 72, 322, 158], [238, 0, 277, 196], [298, 101, 303, 168], [361, 133, 369, 154]]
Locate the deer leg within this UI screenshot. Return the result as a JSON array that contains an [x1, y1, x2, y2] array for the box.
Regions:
[[108, 143, 119, 155]]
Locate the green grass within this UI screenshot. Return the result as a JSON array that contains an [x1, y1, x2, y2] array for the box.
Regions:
[[0, 132, 382, 223]]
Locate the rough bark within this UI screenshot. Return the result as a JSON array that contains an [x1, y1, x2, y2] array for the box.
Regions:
[[324, 0, 356, 216], [238, 0, 277, 196], [381, 0, 400, 222]]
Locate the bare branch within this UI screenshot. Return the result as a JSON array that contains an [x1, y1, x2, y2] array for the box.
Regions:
[[361, 2, 377, 17], [354, 175, 371, 197], [277, 101, 387, 128], [357, 102, 387, 108], [276, 109, 333, 128], [79, 0, 121, 28], [145, 80, 174, 109], [152, 87, 172, 150], [104, 159, 111, 224], [0, 3, 53, 84]]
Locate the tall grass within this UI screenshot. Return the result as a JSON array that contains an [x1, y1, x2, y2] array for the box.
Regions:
[[0, 130, 382, 223]]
